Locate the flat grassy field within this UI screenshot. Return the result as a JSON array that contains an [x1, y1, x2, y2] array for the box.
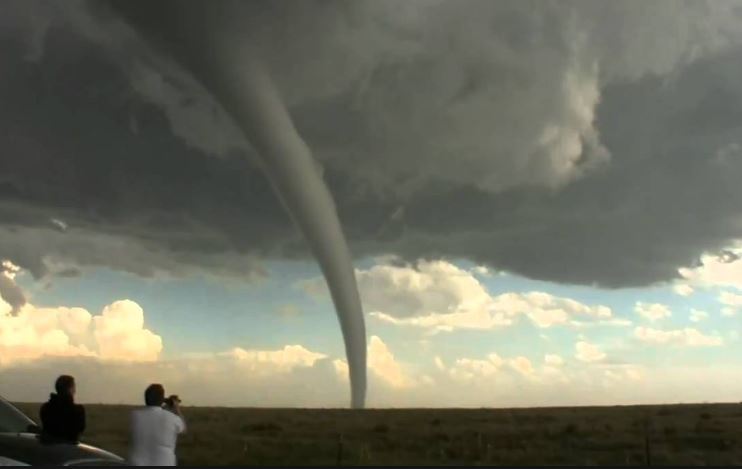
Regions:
[[12, 402, 742, 466]]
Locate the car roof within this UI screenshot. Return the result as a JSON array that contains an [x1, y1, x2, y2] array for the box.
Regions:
[[0, 433, 125, 466], [0, 395, 36, 433]]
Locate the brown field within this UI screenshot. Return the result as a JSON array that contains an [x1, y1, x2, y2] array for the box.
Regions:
[[12, 402, 742, 466]]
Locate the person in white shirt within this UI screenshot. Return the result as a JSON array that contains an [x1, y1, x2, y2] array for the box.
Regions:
[[128, 384, 186, 466]]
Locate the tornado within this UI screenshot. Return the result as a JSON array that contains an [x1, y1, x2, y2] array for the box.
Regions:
[[107, 1, 367, 408]]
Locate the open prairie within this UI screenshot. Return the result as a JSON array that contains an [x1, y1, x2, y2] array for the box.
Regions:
[[12, 402, 742, 466]]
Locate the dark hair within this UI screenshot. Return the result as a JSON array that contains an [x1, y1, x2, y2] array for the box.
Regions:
[[55, 375, 75, 396], [144, 384, 165, 406]]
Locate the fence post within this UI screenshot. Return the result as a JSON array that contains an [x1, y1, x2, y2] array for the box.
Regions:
[[644, 415, 652, 467], [336, 432, 344, 466], [359, 442, 369, 465]]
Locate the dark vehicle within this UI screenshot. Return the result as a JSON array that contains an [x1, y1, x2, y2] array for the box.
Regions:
[[0, 395, 126, 466]]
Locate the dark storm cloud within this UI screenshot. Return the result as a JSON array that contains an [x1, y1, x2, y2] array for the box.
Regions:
[[0, 16, 285, 279], [0, 273, 26, 314], [1, 0, 742, 287], [372, 49, 742, 286]]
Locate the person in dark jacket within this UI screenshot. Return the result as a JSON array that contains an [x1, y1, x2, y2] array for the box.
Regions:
[[39, 375, 86, 443]]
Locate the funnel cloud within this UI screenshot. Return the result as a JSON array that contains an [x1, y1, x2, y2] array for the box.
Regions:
[[105, 1, 367, 408]]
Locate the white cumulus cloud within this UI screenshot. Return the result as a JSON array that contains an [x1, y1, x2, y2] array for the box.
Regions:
[[93, 300, 162, 362], [634, 326, 723, 347], [227, 344, 327, 373], [0, 297, 162, 366], [689, 309, 709, 323], [719, 291, 742, 317], [679, 245, 742, 291], [545, 354, 564, 367], [441, 351, 573, 385], [720, 291, 742, 306], [575, 341, 606, 362], [673, 284, 694, 297], [472, 266, 492, 276], [446, 354, 504, 381], [635, 302, 672, 322], [509, 356, 535, 376], [308, 260, 613, 333], [334, 335, 414, 389]]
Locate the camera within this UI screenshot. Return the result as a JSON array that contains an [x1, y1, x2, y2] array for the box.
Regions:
[[164, 395, 181, 408]]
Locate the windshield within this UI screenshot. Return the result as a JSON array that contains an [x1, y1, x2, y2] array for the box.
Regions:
[[0, 397, 36, 433]]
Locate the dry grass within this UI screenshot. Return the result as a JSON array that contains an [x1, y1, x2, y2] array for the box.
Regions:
[[12, 402, 742, 466]]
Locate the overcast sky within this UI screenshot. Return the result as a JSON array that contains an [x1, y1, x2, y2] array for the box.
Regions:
[[2, 0, 742, 408]]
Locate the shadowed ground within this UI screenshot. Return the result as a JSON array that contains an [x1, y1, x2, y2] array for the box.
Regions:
[[12, 402, 742, 466]]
